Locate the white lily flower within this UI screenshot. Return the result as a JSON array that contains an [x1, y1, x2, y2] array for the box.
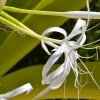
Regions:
[[33, 16, 100, 99], [0, 0, 7, 12], [33, 0, 100, 99], [33, 18, 95, 100]]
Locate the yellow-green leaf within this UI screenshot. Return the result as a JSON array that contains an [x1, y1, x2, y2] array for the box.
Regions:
[[0, 62, 100, 99]]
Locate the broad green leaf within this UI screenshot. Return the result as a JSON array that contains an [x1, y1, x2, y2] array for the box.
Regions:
[[0, 62, 99, 99], [0, 0, 41, 43], [0, 0, 92, 77]]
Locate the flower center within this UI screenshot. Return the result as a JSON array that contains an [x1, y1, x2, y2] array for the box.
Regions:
[[65, 40, 79, 50]]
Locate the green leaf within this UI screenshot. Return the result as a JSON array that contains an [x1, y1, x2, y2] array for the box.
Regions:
[[0, 62, 99, 99]]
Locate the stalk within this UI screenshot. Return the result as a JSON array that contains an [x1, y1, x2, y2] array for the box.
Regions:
[[3, 6, 65, 17], [0, 15, 60, 48], [3, 6, 100, 19]]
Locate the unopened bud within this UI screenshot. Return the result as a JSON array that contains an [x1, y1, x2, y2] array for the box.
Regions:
[[0, 0, 7, 12]]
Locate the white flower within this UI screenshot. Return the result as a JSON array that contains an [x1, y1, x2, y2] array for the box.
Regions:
[[41, 19, 87, 87], [33, 18, 99, 100], [33, 0, 100, 99]]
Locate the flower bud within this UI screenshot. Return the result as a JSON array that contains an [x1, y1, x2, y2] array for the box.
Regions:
[[0, 0, 7, 12]]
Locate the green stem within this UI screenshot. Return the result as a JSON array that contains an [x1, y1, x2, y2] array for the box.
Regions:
[[1, 11, 34, 31], [1, 11, 62, 44], [0, 15, 60, 48], [3, 6, 66, 17]]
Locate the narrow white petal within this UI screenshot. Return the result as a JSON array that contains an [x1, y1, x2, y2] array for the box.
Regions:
[[50, 74, 64, 90], [70, 18, 83, 33], [42, 63, 64, 85], [41, 39, 51, 55], [42, 27, 67, 38], [42, 44, 65, 78], [66, 19, 86, 40], [50, 61, 71, 90], [33, 60, 69, 99], [0, 83, 33, 99], [33, 86, 51, 100], [41, 27, 67, 55]]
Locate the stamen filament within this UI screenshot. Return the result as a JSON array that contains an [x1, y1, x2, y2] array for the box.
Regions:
[[83, 39, 100, 46], [87, 23, 100, 31], [79, 58, 100, 89], [81, 46, 100, 49]]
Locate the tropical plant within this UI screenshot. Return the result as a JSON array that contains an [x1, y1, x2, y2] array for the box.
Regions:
[[0, 0, 100, 100]]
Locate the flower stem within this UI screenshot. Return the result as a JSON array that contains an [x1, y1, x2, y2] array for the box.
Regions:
[[0, 13, 61, 48], [1, 11, 30, 30], [3, 6, 100, 19], [3, 6, 65, 17], [1, 11, 62, 44]]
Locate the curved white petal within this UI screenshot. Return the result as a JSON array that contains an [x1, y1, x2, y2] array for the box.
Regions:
[[42, 27, 67, 37], [33, 62, 69, 99], [50, 74, 65, 90], [41, 27, 67, 55], [33, 65, 68, 100], [76, 22, 87, 47], [42, 44, 65, 78], [42, 63, 64, 85], [0, 83, 33, 99], [50, 61, 71, 90], [41, 39, 51, 55], [66, 19, 86, 40]]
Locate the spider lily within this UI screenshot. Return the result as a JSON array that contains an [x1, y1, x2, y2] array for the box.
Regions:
[[33, 17, 100, 99]]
